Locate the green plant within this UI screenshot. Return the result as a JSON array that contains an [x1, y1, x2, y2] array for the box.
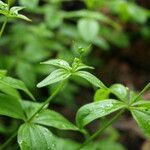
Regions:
[[0, 0, 30, 36], [0, 0, 150, 150], [0, 51, 150, 149]]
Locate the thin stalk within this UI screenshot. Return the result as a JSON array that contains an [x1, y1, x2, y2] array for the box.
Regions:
[[28, 82, 65, 122], [131, 82, 150, 104], [8, 0, 11, 9], [0, 18, 8, 37], [0, 131, 17, 150], [77, 109, 124, 150]]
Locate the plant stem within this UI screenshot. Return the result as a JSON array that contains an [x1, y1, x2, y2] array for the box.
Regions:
[[0, 131, 17, 150], [132, 82, 150, 103], [28, 82, 65, 122], [0, 18, 8, 37], [77, 109, 124, 150], [8, 0, 11, 9]]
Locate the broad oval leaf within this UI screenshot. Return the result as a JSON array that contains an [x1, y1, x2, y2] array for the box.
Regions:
[[75, 63, 94, 71], [76, 99, 125, 128], [37, 69, 71, 88], [18, 123, 56, 150], [0, 93, 25, 120], [78, 18, 99, 42], [131, 109, 150, 138], [33, 109, 78, 131], [74, 71, 106, 88], [41, 59, 71, 70], [0, 77, 35, 100], [110, 84, 127, 101], [94, 88, 110, 101]]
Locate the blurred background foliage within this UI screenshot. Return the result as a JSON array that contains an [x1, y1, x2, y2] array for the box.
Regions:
[[0, 0, 150, 149]]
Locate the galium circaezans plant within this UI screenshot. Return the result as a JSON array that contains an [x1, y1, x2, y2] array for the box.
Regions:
[[0, 69, 79, 150], [0, 53, 150, 150], [0, 53, 107, 150], [76, 83, 150, 149], [0, 0, 31, 37]]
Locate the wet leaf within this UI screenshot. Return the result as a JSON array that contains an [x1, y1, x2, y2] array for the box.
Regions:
[[37, 69, 71, 88], [41, 59, 71, 70], [76, 99, 125, 128], [33, 109, 78, 131], [18, 123, 56, 150]]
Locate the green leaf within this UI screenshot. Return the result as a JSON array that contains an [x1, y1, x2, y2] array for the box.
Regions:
[[0, 1, 8, 15], [132, 101, 150, 109], [18, 123, 56, 150], [78, 18, 99, 42], [0, 82, 20, 99], [19, 0, 39, 9], [16, 61, 36, 88], [55, 137, 79, 150], [94, 88, 110, 101], [45, 6, 62, 29], [37, 69, 71, 88], [110, 84, 127, 101], [82, 140, 126, 150], [41, 59, 71, 70], [131, 109, 150, 138], [0, 69, 7, 79], [0, 77, 35, 100], [9, 6, 31, 21], [76, 99, 125, 128], [21, 101, 48, 119], [0, 93, 25, 120], [74, 71, 106, 88], [33, 109, 78, 131], [75, 63, 94, 71]]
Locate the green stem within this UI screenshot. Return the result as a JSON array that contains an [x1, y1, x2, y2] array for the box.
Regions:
[[0, 18, 8, 37], [28, 82, 65, 122], [77, 109, 124, 150], [8, 0, 11, 9], [0, 131, 17, 150], [131, 82, 150, 104]]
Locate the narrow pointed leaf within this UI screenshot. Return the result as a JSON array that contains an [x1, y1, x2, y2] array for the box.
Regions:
[[132, 100, 150, 109], [37, 69, 70, 88], [33, 109, 78, 131], [0, 94, 25, 119], [76, 99, 125, 128], [131, 109, 150, 138], [75, 63, 94, 71], [74, 71, 106, 88], [41, 59, 71, 70], [0, 77, 35, 100], [18, 123, 56, 150], [9, 6, 31, 21]]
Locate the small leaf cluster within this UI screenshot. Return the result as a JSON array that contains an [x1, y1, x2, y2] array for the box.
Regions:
[[37, 58, 106, 89], [0, 0, 30, 21], [76, 83, 150, 137]]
